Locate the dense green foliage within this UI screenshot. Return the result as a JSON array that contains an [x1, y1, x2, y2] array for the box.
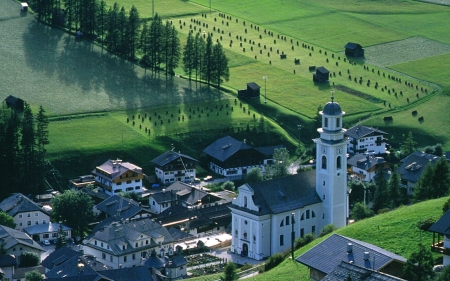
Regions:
[[351, 202, 374, 221], [220, 262, 237, 281], [0, 212, 17, 229], [402, 244, 434, 281], [19, 252, 40, 267], [318, 224, 337, 237], [24, 270, 44, 281], [51, 190, 95, 236], [414, 156, 450, 201], [264, 252, 285, 272], [265, 147, 290, 179], [245, 167, 263, 183]]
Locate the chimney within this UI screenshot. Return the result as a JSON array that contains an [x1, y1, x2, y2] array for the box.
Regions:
[[363, 251, 370, 261], [347, 243, 353, 253]]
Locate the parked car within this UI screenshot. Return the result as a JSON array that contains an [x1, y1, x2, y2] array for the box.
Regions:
[[42, 240, 50, 246], [203, 175, 213, 182]]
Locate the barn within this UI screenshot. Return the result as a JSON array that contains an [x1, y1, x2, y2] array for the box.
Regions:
[[345, 42, 364, 57], [313, 67, 329, 83]]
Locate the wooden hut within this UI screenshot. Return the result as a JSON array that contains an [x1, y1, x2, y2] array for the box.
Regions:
[[238, 82, 261, 98], [345, 42, 364, 57], [313, 67, 329, 83]]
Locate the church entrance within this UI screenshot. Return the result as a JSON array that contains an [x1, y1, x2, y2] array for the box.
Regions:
[[241, 243, 248, 257]]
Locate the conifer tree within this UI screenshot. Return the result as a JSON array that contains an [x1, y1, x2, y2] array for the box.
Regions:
[[182, 31, 195, 79], [211, 42, 229, 88]]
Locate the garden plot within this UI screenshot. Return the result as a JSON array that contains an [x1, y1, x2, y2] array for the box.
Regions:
[[364, 36, 450, 67]]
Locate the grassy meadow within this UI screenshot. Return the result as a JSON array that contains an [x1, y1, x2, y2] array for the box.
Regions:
[[189, 197, 449, 281]]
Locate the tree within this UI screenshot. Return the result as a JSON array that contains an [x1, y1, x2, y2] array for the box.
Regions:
[[402, 244, 434, 281], [194, 33, 205, 81], [105, 3, 119, 53], [220, 262, 237, 281], [266, 147, 290, 179], [20, 103, 38, 195], [401, 131, 417, 155], [96, 0, 108, 49], [25, 270, 43, 281], [319, 224, 337, 237], [443, 197, 450, 213], [19, 252, 40, 267], [245, 167, 263, 183], [165, 23, 180, 75], [51, 190, 95, 237], [149, 13, 163, 71], [414, 163, 434, 202], [125, 5, 140, 60], [387, 169, 403, 208], [436, 264, 450, 281], [55, 223, 67, 250], [0, 110, 20, 198], [35, 106, 49, 194], [182, 31, 195, 79], [351, 202, 374, 221], [211, 42, 229, 88], [202, 34, 213, 85], [432, 156, 450, 198], [0, 211, 17, 229], [373, 170, 389, 213]]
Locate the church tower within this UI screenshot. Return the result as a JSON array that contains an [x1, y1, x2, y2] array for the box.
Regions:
[[314, 94, 348, 229]]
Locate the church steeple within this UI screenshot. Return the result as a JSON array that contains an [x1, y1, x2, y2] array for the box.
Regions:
[[314, 92, 348, 229]]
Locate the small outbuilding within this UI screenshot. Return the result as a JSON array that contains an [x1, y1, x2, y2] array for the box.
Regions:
[[238, 82, 261, 98], [313, 66, 329, 83], [345, 42, 364, 57], [4, 95, 24, 112], [20, 2, 28, 11]]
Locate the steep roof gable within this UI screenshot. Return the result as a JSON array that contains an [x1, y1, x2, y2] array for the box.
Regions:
[[202, 136, 252, 162], [0, 225, 45, 252], [151, 150, 198, 167], [345, 125, 387, 139], [0, 193, 45, 217], [92, 159, 143, 181], [396, 152, 440, 183], [428, 209, 450, 235], [95, 195, 143, 218]]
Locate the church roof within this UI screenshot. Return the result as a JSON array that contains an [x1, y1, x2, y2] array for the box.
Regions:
[[232, 170, 321, 215], [323, 99, 342, 116]]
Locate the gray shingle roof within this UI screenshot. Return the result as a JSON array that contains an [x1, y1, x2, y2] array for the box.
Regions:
[[254, 145, 283, 156], [202, 136, 252, 162], [345, 42, 363, 50], [95, 195, 145, 219], [345, 125, 388, 139], [396, 152, 440, 183], [151, 151, 198, 167], [41, 247, 81, 270], [0, 193, 46, 217], [0, 225, 45, 252], [323, 261, 406, 281], [23, 222, 71, 235], [428, 209, 450, 235], [45, 254, 111, 279], [98, 266, 156, 281], [0, 254, 16, 267], [231, 170, 321, 215], [166, 255, 187, 268], [296, 234, 406, 275], [347, 154, 387, 171]]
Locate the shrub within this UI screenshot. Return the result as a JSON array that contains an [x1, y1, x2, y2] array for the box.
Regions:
[[264, 253, 285, 272], [240, 262, 252, 271], [319, 224, 337, 237], [294, 233, 315, 249], [19, 252, 39, 267], [416, 217, 436, 231]]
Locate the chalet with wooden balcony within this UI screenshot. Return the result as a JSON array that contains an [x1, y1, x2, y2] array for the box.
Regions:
[[345, 125, 388, 155], [151, 151, 198, 185], [92, 159, 146, 196], [347, 154, 391, 183], [428, 209, 450, 266], [396, 152, 440, 196]]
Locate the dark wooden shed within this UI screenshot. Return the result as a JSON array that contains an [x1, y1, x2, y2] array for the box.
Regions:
[[238, 82, 261, 98], [4, 95, 24, 112], [313, 67, 329, 83], [345, 42, 364, 57]]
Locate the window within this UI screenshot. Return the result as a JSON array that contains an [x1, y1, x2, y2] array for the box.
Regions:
[[132, 254, 136, 260], [337, 156, 342, 169], [114, 189, 121, 193], [300, 228, 304, 238], [306, 210, 310, 219], [123, 245, 126, 250], [124, 256, 127, 262], [126, 180, 132, 184], [286, 216, 290, 225], [152, 201, 155, 206], [280, 235, 284, 246], [146, 240, 149, 245], [43, 234, 49, 238], [117, 182, 122, 185], [95, 241, 97, 245], [322, 155, 327, 169], [300, 214, 304, 221], [312, 225, 316, 234], [135, 186, 140, 190], [35, 221, 39, 225], [110, 255, 113, 262], [312, 211, 316, 218], [101, 243, 104, 247], [280, 220, 284, 227], [35, 212, 39, 216], [135, 179, 140, 182], [336, 118, 340, 127], [324, 118, 328, 128], [135, 242, 138, 247], [27, 213, 31, 217], [27, 221, 31, 226], [126, 187, 133, 191], [19, 214, 22, 218], [243, 196, 247, 208], [43, 220, 46, 224], [19, 222, 22, 226]]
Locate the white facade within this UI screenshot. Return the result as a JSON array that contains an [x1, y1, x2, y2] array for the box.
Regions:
[[444, 235, 450, 266], [155, 167, 196, 184], [209, 163, 265, 177], [15, 211, 50, 231]]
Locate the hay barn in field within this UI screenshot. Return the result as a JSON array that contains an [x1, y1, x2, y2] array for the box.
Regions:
[[345, 42, 364, 57]]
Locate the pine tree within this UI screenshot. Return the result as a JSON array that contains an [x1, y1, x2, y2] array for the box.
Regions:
[[211, 42, 229, 88], [149, 13, 163, 71], [202, 34, 213, 85], [96, 0, 108, 48], [105, 3, 119, 53], [182, 31, 195, 79], [139, 21, 151, 68], [414, 163, 434, 201], [166, 25, 180, 76], [373, 170, 388, 213], [35, 106, 50, 194], [387, 169, 402, 208], [20, 104, 37, 195], [194, 33, 205, 81], [401, 131, 417, 155], [0, 110, 20, 198], [118, 6, 128, 57], [403, 244, 434, 281], [432, 156, 450, 198], [126, 5, 140, 60]]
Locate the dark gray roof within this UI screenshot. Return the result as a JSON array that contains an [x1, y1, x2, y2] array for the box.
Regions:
[[254, 145, 284, 156], [345, 42, 363, 50], [317, 66, 329, 74], [168, 227, 193, 240], [151, 151, 198, 167], [41, 247, 81, 270], [161, 182, 222, 206], [87, 218, 174, 256], [99, 266, 156, 281], [203, 136, 252, 162], [323, 261, 406, 281], [323, 99, 342, 116], [166, 255, 187, 268], [141, 249, 168, 269], [0, 193, 47, 217], [230, 170, 321, 215], [13, 265, 46, 280], [0, 224, 45, 252], [247, 82, 261, 90], [0, 254, 16, 267], [345, 125, 388, 139], [428, 209, 450, 235], [347, 154, 387, 171], [296, 234, 406, 275], [45, 254, 111, 279], [95, 195, 147, 219], [24, 222, 71, 235], [396, 151, 440, 183]]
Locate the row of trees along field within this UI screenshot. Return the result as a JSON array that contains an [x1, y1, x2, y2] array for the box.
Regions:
[[0, 106, 50, 200], [26, 0, 229, 84]]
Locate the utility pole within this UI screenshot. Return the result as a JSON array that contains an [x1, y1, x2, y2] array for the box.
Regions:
[[297, 125, 302, 147], [263, 76, 268, 103], [291, 212, 295, 260]]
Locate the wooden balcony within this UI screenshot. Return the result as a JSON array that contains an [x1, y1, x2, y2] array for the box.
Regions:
[[430, 241, 450, 255]]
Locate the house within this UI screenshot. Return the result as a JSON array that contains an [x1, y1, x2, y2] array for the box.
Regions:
[[0, 255, 17, 281], [322, 261, 406, 281], [396, 151, 440, 195], [83, 218, 175, 269], [0, 225, 45, 262], [428, 209, 450, 266], [148, 182, 224, 214], [0, 193, 50, 230], [345, 125, 389, 155], [296, 234, 406, 281], [44, 253, 112, 279], [151, 150, 198, 185], [345, 42, 365, 58], [12, 265, 46, 281], [238, 82, 261, 98], [94, 195, 152, 220], [230, 97, 349, 261], [92, 159, 146, 195], [203, 136, 280, 178], [313, 67, 329, 83], [4, 95, 24, 112], [68, 175, 96, 190], [165, 254, 188, 279], [347, 154, 391, 183], [157, 203, 231, 237], [24, 222, 71, 243], [41, 247, 82, 272]]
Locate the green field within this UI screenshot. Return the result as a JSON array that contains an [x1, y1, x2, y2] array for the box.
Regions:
[[189, 197, 449, 281]]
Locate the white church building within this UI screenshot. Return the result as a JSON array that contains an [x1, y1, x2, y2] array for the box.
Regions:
[[229, 97, 349, 260]]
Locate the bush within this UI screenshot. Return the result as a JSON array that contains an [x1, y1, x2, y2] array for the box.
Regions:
[[351, 202, 375, 221], [221, 181, 235, 191], [319, 224, 337, 237], [416, 217, 436, 231], [240, 262, 252, 271], [264, 253, 285, 271], [19, 252, 39, 267], [294, 233, 315, 250]]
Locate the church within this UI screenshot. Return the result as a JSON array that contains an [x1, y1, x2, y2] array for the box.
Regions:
[[229, 96, 349, 260]]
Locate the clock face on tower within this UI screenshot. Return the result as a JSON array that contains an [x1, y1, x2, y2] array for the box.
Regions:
[[321, 147, 327, 154], [337, 148, 342, 154]]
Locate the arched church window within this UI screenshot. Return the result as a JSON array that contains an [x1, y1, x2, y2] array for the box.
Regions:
[[306, 210, 310, 219], [337, 156, 342, 169], [244, 196, 247, 208], [322, 155, 327, 169], [324, 118, 328, 128], [280, 219, 284, 227], [336, 117, 340, 127]]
